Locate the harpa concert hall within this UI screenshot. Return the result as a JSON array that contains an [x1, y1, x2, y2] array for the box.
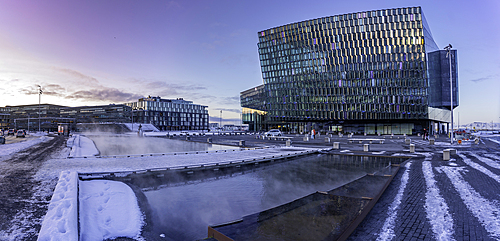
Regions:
[[241, 6, 458, 135]]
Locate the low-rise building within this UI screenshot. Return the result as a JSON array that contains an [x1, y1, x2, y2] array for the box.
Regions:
[[126, 96, 209, 131]]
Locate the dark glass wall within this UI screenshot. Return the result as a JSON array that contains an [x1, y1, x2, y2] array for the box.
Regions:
[[428, 49, 459, 109]]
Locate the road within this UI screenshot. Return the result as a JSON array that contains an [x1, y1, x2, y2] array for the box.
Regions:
[[0, 134, 67, 240]]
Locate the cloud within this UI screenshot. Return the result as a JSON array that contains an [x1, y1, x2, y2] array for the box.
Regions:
[[65, 88, 142, 103], [55, 68, 100, 86], [469, 74, 497, 83]]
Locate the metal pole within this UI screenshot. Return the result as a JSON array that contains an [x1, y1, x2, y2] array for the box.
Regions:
[[445, 44, 453, 144], [220, 110, 222, 131], [38, 85, 42, 132]]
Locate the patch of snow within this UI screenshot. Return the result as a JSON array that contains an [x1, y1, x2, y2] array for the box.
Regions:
[[79, 180, 144, 241], [458, 153, 500, 185], [488, 137, 500, 145], [371, 151, 386, 155], [422, 160, 455, 241], [38, 171, 79, 241], [449, 163, 458, 166], [339, 150, 350, 153], [0, 136, 53, 156], [484, 154, 500, 161], [68, 135, 99, 158], [468, 153, 500, 170], [377, 161, 412, 241], [438, 166, 500, 239]]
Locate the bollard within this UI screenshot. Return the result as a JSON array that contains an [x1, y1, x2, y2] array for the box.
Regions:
[[443, 149, 450, 161], [333, 142, 340, 149], [239, 140, 245, 147], [405, 138, 411, 144], [475, 138, 480, 144], [410, 144, 415, 153], [286, 139, 291, 147], [363, 144, 370, 152], [207, 138, 212, 143], [303, 136, 309, 141], [429, 139, 435, 145], [324, 137, 330, 143]]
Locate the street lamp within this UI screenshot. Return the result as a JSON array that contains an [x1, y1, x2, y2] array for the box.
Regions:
[[37, 85, 42, 132], [444, 44, 453, 145]]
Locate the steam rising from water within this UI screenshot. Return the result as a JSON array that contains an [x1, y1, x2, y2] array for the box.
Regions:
[[141, 154, 399, 240], [87, 134, 239, 156]]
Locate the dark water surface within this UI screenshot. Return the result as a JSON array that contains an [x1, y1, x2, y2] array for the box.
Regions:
[[140, 154, 400, 240], [87, 135, 239, 156]]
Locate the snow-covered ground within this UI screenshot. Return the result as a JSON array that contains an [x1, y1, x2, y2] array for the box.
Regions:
[[0, 133, 51, 157]]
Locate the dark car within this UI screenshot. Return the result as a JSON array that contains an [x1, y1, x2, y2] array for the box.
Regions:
[[0, 133, 4, 144]]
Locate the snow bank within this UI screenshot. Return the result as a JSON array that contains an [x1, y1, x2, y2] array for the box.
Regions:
[[38, 171, 79, 241], [0, 136, 52, 156], [68, 135, 99, 158], [79, 180, 143, 241]]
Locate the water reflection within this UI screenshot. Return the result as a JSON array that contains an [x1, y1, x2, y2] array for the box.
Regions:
[[87, 135, 239, 156], [139, 154, 400, 240]]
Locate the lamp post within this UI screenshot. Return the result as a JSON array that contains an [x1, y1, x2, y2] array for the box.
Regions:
[[219, 110, 222, 131], [444, 44, 453, 144], [37, 85, 42, 132]]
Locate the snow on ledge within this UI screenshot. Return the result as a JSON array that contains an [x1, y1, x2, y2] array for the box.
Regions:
[[79, 180, 144, 240], [68, 135, 99, 158], [38, 171, 79, 241]]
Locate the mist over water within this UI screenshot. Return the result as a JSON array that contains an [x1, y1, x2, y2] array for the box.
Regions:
[[142, 154, 398, 240], [87, 134, 239, 156]]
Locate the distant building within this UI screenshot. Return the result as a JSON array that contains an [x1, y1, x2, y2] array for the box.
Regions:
[[125, 96, 209, 131], [1, 104, 72, 131], [59, 104, 131, 123], [241, 6, 458, 135]]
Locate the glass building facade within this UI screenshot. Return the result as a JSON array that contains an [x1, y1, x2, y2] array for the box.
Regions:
[[126, 96, 209, 131], [241, 6, 458, 134]]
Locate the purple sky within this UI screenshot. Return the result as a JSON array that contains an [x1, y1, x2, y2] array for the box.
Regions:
[[0, 0, 498, 125]]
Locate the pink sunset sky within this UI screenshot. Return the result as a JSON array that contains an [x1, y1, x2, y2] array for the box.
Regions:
[[0, 0, 498, 124]]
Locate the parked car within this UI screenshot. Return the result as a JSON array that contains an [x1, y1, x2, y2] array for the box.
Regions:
[[0, 133, 5, 144], [16, 130, 25, 138], [264, 129, 282, 137], [7, 129, 15, 136]]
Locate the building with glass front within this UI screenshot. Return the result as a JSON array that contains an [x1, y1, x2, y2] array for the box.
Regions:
[[241, 6, 458, 135], [126, 96, 209, 131]]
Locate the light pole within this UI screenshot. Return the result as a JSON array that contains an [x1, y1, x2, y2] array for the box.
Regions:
[[219, 110, 222, 131], [37, 85, 42, 132], [445, 44, 453, 144]]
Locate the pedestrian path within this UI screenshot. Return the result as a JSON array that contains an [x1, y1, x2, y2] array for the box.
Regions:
[[348, 150, 500, 240]]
